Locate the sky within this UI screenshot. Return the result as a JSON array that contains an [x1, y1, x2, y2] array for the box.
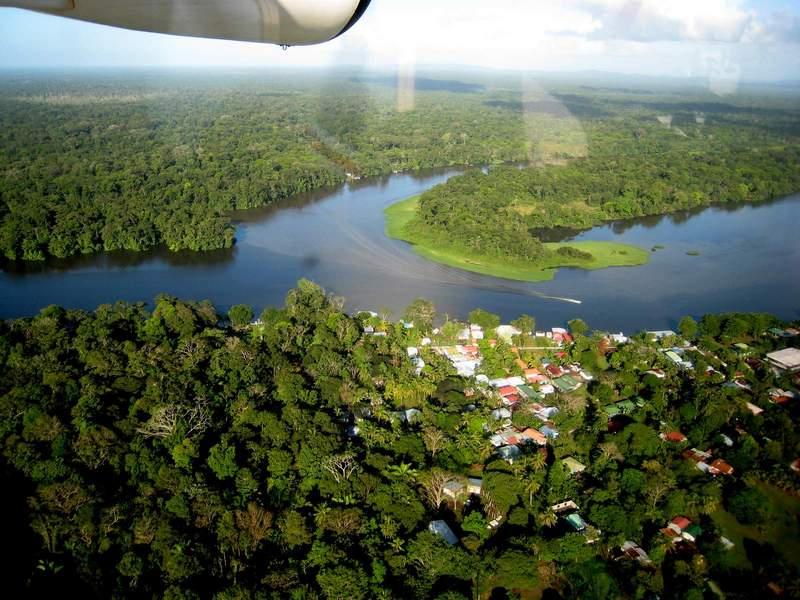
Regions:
[[1, 0, 799, 80]]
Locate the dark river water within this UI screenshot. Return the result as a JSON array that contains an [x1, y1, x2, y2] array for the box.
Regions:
[[1, 169, 798, 331]]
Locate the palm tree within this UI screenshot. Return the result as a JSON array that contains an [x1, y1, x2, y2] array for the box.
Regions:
[[538, 511, 558, 529], [386, 462, 418, 481], [525, 478, 541, 507], [530, 451, 547, 472]]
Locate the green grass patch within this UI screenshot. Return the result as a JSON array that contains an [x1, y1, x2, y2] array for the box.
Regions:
[[710, 481, 800, 571], [385, 195, 649, 282]]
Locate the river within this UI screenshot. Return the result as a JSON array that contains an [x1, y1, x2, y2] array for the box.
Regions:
[[1, 169, 798, 331]]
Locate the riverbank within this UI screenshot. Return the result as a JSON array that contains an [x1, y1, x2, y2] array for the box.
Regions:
[[385, 195, 650, 282]]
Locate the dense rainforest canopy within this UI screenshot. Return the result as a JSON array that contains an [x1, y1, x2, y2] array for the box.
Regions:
[[412, 109, 800, 264], [0, 72, 528, 261], [1, 280, 799, 598], [3, 71, 800, 264]]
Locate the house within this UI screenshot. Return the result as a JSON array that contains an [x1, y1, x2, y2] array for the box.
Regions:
[[394, 408, 422, 424], [517, 385, 543, 401], [533, 406, 559, 420], [621, 541, 652, 565], [661, 431, 688, 443], [539, 384, 556, 395], [682, 524, 703, 542], [545, 364, 565, 378], [564, 513, 587, 532], [609, 333, 629, 344], [497, 445, 521, 463], [502, 394, 522, 407], [551, 500, 579, 513], [407, 347, 419, 357], [665, 350, 693, 369], [719, 536, 735, 550], [562, 457, 587, 475], [746, 402, 764, 416], [668, 516, 691, 534], [521, 428, 547, 446], [553, 375, 582, 393], [443, 480, 465, 500], [684, 448, 712, 463], [604, 405, 622, 418], [498, 385, 518, 397], [647, 330, 677, 340], [766, 348, 800, 373], [769, 389, 797, 405], [710, 459, 734, 476], [467, 478, 483, 495], [429, 520, 459, 545], [495, 325, 521, 342], [646, 369, 667, 379], [490, 408, 512, 421], [540, 426, 559, 439], [524, 367, 542, 379]]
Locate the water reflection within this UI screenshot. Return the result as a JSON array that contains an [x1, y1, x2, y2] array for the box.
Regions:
[[0, 169, 798, 331]]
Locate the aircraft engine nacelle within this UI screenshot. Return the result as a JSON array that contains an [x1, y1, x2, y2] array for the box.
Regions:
[[0, 0, 372, 46]]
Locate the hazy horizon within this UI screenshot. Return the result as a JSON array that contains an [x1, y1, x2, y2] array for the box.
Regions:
[[2, 1, 800, 84]]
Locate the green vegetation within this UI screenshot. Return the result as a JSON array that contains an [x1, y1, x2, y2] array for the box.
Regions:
[[386, 195, 648, 281], [2, 281, 799, 598], [687, 250, 701, 256], [398, 84, 800, 274], [0, 72, 529, 261]]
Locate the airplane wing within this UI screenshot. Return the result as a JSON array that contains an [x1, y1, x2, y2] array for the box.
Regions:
[[0, 0, 372, 46]]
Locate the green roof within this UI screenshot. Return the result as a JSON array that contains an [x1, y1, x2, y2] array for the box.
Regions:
[[565, 513, 587, 531], [517, 385, 543, 400], [562, 457, 587, 474], [684, 524, 703, 538], [604, 405, 621, 417], [553, 375, 580, 392]]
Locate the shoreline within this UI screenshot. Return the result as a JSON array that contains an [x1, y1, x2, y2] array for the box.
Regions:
[[384, 195, 650, 282]]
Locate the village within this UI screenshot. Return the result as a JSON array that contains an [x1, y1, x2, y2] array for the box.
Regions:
[[353, 310, 800, 577]]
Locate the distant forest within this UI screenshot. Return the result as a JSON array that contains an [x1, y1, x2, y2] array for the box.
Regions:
[[0, 73, 528, 261], [1, 71, 799, 262]]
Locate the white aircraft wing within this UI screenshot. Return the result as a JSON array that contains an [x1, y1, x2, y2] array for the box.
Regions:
[[0, 0, 372, 46]]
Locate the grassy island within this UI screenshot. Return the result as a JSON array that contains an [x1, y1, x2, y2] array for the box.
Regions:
[[385, 195, 649, 281]]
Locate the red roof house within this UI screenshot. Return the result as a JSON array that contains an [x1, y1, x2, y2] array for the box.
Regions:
[[521, 428, 547, 445], [670, 516, 691, 532], [710, 459, 734, 476]]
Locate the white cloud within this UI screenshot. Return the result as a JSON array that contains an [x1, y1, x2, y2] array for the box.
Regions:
[[565, 0, 758, 43]]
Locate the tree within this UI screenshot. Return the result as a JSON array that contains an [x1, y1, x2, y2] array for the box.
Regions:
[[468, 309, 500, 332], [728, 488, 768, 524], [679, 316, 699, 340], [207, 439, 238, 479], [537, 511, 558, 528], [404, 298, 436, 329], [419, 469, 458, 509], [568, 319, 589, 337], [422, 427, 448, 458], [322, 453, 360, 484], [511, 314, 536, 335], [316, 564, 370, 600], [227, 304, 254, 328]]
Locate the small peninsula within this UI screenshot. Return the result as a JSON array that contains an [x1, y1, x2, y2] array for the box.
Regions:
[[385, 195, 649, 282]]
